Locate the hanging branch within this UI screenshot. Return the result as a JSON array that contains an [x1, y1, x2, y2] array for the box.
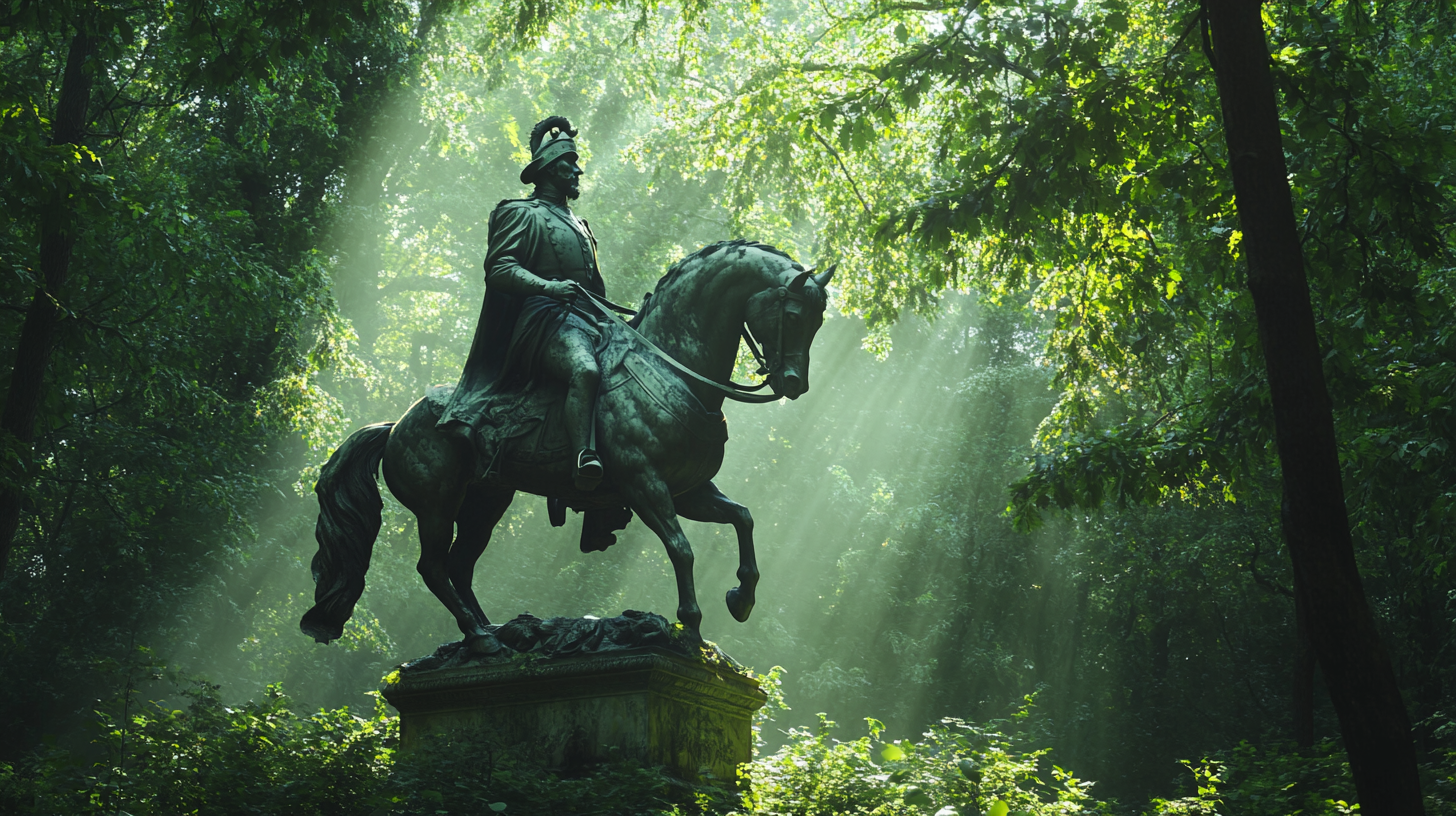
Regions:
[[809, 125, 874, 218]]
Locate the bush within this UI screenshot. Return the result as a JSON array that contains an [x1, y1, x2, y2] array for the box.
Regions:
[[0, 678, 731, 816], [1147, 738, 1456, 816], [0, 682, 393, 816], [745, 702, 1106, 816]]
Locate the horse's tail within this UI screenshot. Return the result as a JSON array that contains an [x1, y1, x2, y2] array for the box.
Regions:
[[300, 422, 394, 644]]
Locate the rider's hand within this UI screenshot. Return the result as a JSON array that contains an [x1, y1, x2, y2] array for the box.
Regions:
[[543, 280, 577, 301]]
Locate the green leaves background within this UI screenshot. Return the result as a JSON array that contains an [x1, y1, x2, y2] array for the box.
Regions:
[[2, 0, 1455, 810]]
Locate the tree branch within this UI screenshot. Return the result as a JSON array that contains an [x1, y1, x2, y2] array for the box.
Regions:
[[809, 125, 874, 218], [1248, 536, 1294, 598]]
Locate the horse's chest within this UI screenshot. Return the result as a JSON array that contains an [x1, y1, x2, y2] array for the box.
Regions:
[[599, 352, 726, 488]]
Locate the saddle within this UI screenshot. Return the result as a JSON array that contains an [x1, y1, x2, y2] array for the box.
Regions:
[[426, 324, 728, 552], [426, 341, 727, 473]]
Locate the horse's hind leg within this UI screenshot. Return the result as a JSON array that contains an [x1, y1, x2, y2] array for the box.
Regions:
[[415, 510, 494, 647], [384, 399, 498, 652], [674, 480, 758, 623], [621, 474, 703, 636], [448, 484, 515, 630]]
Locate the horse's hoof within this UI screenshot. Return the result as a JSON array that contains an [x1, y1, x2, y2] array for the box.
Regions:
[[465, 632, 506, 656], [678, 625, 704, 646], [726, 588, 754, 623], [676, 608, 703, 641]]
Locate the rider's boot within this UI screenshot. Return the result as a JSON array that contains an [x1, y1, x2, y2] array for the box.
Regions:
[[567, 370, 603, 491]]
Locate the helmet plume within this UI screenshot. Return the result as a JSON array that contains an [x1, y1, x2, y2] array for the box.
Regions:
[[529, 116, 577, 155]]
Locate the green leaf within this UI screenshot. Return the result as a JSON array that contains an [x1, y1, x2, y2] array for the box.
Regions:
[[904, 785, 934, 806], [988, 801, 1010, 816], [881, 743, 905, 761], [866, 717, 886, 738]]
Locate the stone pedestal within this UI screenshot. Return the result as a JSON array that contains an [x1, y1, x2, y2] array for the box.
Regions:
[[382, 641, 765, 783]]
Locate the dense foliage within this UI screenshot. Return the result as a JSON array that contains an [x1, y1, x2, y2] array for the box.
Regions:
[[2, 0, 1453, 812], [11, 676, 1456, 815]]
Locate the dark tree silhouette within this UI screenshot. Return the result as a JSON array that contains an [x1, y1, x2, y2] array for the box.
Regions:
[[1204, 1, 1424, 813]]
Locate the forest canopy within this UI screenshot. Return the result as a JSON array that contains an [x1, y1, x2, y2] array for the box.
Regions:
[[1, 0, 1453, 814]]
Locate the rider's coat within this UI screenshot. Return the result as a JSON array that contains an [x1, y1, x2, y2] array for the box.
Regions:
[[438, 196, 607, 455]]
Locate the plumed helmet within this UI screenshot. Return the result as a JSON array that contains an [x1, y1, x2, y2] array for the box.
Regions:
[[520, 115, 579, 184]]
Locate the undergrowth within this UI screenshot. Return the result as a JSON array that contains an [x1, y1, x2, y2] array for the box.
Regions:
[[3, 670, 1455, 816]]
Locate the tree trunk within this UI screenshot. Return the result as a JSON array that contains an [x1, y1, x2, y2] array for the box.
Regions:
[[1203, 1, 1423, 812], [1293, 579, 1316, 748], [0, 26, 95, 580]]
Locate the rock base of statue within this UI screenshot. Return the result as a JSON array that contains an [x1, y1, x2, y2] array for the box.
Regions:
[[380, 611, 765, 784]]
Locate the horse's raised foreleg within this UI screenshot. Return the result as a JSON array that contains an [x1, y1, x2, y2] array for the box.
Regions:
[[622, 475, 703, 636], [448, 484, 515, 630], [674, 480, 758, 623]]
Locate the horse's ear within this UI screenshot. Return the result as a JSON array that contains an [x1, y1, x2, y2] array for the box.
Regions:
[[814, 265, 837, 289], [788, 271, 813, 293]]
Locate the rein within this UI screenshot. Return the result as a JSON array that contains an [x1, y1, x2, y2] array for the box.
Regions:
[[575, 287, 785, 405], [589, 293, 773, 385]]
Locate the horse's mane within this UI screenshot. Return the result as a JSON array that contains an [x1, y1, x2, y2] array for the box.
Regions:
[[636, 240, 805, 322]]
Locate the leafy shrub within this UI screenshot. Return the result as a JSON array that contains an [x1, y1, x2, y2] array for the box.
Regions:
[[1147, 738, 1456, 816], [0, 681, 393, 816], [744, 703, 1106, 816], [1218, 741, 1360, 816], [0, 678, 731, 816]]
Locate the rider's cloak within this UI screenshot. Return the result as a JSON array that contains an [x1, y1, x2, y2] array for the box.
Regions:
[[437, 196, 607, 462]]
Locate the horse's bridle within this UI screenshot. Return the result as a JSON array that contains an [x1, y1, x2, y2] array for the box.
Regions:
[[737, 271, 818, 392], [576, 271, 822, 404]]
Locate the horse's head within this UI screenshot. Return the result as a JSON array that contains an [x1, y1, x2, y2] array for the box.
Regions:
[[744, 265, 835, 400]]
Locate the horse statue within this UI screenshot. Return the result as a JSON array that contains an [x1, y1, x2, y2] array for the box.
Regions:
[[300, 240, 833, 654]]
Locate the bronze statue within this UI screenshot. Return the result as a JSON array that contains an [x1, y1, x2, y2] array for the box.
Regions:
[[301, 115, 833, 655]]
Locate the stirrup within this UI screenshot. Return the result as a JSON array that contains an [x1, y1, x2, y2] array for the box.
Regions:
[[574, 448, 604, 491]]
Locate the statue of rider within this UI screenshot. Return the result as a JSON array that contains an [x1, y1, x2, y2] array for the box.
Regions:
[[438, 116, 607, 490]]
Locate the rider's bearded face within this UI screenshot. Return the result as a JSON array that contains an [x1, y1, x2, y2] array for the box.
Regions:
[[546, 157, 583, 200]]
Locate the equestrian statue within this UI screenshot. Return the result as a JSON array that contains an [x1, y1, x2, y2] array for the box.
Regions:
[[300, 116, 833, 655]]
